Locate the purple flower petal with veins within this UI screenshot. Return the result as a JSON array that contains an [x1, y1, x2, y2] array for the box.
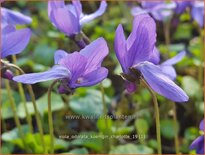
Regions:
[[1, 25, 31, 58], [48, 0, 107, 36], [131, 1, 176, 21], [1, 8, 32, 28], [191, 1, 204, 27], [160, 51, 186, 80], [175, 1, 192, 14], [1, 2, 32, 58], [136, 62, 188, 102], [13, 38, 109, 93], [114, 14, 188, 102]]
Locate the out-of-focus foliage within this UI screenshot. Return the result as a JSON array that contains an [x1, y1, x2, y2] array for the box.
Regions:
[[1, 1, 204, 154]]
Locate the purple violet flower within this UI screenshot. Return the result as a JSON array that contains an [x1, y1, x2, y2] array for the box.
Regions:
[[1, 25, 31, 58], [131, 1, 176, 21], [191, 1, 204, 27], [175, 1, 192, 14], [114, 14, 188, 102], [1, 2, 32, 58], [1, 7, 32, 28], [13, 38, 109, 94], [160, 51, 186, 80], [190, 119, 204, 154], [48, 0, 107, 37], [175, 0, 204, 27], [1, 69, 14, 80]]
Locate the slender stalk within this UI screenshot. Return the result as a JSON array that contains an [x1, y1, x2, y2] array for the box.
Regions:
[[7, 63, 46, 153], [198, 28, 204, 88], [74, 32, 111, 152], [172, 102, 180, 154], [164, 20, 180, 153], [163, 20, 171, 57], [100, 83, 110, 153], [80, 31, 91, 44], [4, 79, 27, 148], [12, 55, 33, 133], [1, 118, 7, 132], [141, 79, 162, 154], [27, 85, 46, 153], [47, 80, 58, 154]]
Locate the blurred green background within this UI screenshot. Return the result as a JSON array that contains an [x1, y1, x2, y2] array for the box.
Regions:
[[1, 1, 204, 154]]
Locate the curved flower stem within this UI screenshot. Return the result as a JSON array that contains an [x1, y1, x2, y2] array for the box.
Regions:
[[2, 118, 7, 132], [6, 63, 46, 153], [141, 79, 162, 154], [198, 28, 204, 88], [4, 79, 27, 148], [70, 33, 87, 49], [172, 102, 180, 154], [12, 55, 33, 133], [80, 31, 91, 45], [73, 32, 111, 152], [164, 20, 180, 154], [163, 20, 171, 57], [47, 80, 58, 154], [100, 83, 110, 153]]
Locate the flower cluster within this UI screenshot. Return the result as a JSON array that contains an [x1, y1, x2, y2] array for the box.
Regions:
[[1, 3, 32, 58], [1, 0, 188, 100], [114, 14, 188, 102], [2, 1, 204, 154], [1, 1, 32, 80], [14, 38, 109, 94], [131, 0, 204, 27], [48, 0, 107, 37]]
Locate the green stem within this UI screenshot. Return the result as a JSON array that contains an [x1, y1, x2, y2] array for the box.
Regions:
[[12, 55, 33, 133], [100, 83, 110, 153], [48, 80, 58, 154], [198, 28, 204, 88], [4, 79, 27, 148], [164, 20, 171, 57], [172, 102, 180, 154], [141, 79, 162, 154], [80, 31, 91, 44], [74, 32, 111, 152], [1, 118, 7, 132], [164, 20, 180, 153], [8, 63, 46, 153], [27, 85, 46, 153]]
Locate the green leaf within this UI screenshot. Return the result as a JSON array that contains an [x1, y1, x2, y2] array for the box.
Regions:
[[97, 117, 113, 134], [17, 92, 64, 118], [54, 138, 70, 151], [173, 23, 192, 40], [102, 78, 112, 88], [148, 139, 158, 150], [0, 142, 15, 154], [169, 44, 185, 52], [114, 126, 134, 135], [109, 144, 153, 154], [1, 89, 21, 119], [36, 92, 64, 115], [33, 44, 55, 66], [2, 125, 29, 141], [69, 89, 110, 117], [135, 118, 149, 135], [182, 76, 200, 98], [64, 148, 89, 154], [71, 132, 103, 152], [2, 125, 29, 149], [184, 127, 199, 141], [160, 119, 179, 140]]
